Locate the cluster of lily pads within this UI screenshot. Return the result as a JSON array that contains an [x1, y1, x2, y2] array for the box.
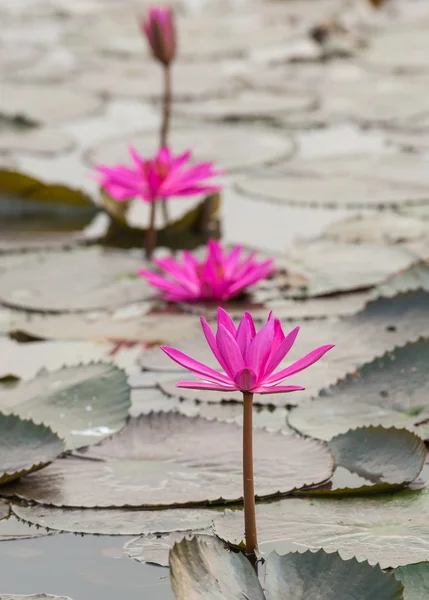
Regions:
[[2, 0, 429, 598]]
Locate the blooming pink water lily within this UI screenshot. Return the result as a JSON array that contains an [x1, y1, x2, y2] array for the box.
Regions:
[[95, 146, 223, 204], [161, 308, 334, 394], [139, 239, 275, 302], [141, 6, 176, 66]]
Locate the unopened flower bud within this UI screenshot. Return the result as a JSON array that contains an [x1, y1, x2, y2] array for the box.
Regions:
[[141, 6, 176, 66]]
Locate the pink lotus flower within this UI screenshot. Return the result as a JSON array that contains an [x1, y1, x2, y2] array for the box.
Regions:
[[95, 146, 223, 204], [141, 6, 176, 66], [161, 308, 334, 394], [138, 240, 275, 302]]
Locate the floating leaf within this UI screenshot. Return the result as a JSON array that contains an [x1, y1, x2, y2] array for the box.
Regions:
[[0, 413, 64, 484], [395, 562, 429, 599], [169, 537, 404, 600], [0, 170, 100, 252], [303, 426, 426, 495], [11, 504, 218, 536], [213, 490, 429, 568], [288, 339, 429, 441], [1, 413, 333, 507], [0, 514, 50, 541], [125, 531, 213, 567], [236, 171, 429, 209], [0, 595, 72, 600], [0, 362, 130, 449], [0, 247, 152, 312], [0, 501, 9, 520], [373, 261, 429, 300]]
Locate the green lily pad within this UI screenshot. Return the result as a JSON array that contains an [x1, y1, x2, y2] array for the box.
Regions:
[[169, 537, 404, 600], [125, 531, 213, 567], [0, 413, 333, 508], [11, 504, 219, 536], [213, 490, 429, 568], [288, 338, 429, 441], [0, 170, 100, 251], [0, 413, 64, 484], [0, 248, 152, 312], [303, 426, 426, 495], [395, 562, 429, 599], [0, 362, 130, 450]]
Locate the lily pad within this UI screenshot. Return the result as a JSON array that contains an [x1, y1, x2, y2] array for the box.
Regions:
[[0, 83, 102, 125], [169, 536, 404, 600], [362, 28, 429, 73], [213, 490, 429, 568], [0, 170, 99, 252], [323, 213, 429, 244], [304, 426, 426, 495], [288, 338, 429, 441], [0, 413, 333, 507], [175, 89, 315, 122], [0, 413, 64, 484], [0, 248, 152, 312], [11, 504, 218, 536], [235, 171, 429, 209], [373, 261, 429, 300], [0, 129, 74, 156], [125, 531, 213, 567], [395, 562, 429, 599], [0, 514, 50, 541], [0, 596, 71, 600], [281, 241, 417, 297], [0, 362, 130, 450], [87, 124, 295, 173]]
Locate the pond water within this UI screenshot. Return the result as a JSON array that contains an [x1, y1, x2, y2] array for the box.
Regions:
[[0, 533, 174, 600]]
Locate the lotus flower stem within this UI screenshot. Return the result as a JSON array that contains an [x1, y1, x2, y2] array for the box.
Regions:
[[160, 64, 172, 225], [243, 391, 257, 556], [145, 200, 157, 259]]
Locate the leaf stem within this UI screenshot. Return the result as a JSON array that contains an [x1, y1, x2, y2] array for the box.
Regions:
[[242, 391, 257, 557], [145, 200, 157, 259], [160, 64, 172, 226]]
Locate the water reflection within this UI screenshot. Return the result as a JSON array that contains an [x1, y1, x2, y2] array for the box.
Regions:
[[0, 533, 174, 600]]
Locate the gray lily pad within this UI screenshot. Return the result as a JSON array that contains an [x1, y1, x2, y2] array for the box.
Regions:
[[0, 502, 8, 520], [11, 503, 218, 536], [0, 248, 152, 312], [169, 536, 404, 600], [125, 531, 213, 567], [0, 170, 99, 252], [0, 596, 71, 600], [8, 310, 201, 345], [323, 213, 429, 244], [87, 124, 295, 173], [281, 241, 417, 297], [0, 514, 50, 541], [0, 413, 64, 484], [362, 28, 429, 73], [0, 413, 333, 507], [305, 426, 426, 495], [213, 490, 429, 568], [372, 261, 429, 300], [175, 89, 316, 122], [235, 170, 429, 209], [0, 83, 102, 125], [395, 562, 429, 599], [0, 362, 130, 450], [288, 338, 429, 441], [0, 129, 74, 155]]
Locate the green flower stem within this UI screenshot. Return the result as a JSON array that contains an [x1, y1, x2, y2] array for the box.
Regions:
[[242, 391, 257, 557]]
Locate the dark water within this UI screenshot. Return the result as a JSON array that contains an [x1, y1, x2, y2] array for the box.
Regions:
[[0, 533, 174, 600]]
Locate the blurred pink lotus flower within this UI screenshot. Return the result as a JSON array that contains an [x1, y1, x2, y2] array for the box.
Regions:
[[95, 146, 223, 204], [138, 239, 275, 302], [141, 6, 176, 66], [161, 308, 334, 394]]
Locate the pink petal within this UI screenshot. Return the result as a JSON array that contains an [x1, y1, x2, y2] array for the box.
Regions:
[[234, 368, 258, 391], [264, 345, 335, 386], [245, 317, 274, 377], [235, 314, 252, 357], [252, 385, 305, 394], [200, 317, 230, 374], [216, 325, 245, 379], [176, 381, 238, 391], [217, 307, 236, 337], [244, 312, 257, 338], [263, 326, 300, 378], [160, 346, 232, 385]]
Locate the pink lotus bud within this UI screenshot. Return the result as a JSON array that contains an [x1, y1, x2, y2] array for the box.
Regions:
[[141, 6, 176, 66]]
